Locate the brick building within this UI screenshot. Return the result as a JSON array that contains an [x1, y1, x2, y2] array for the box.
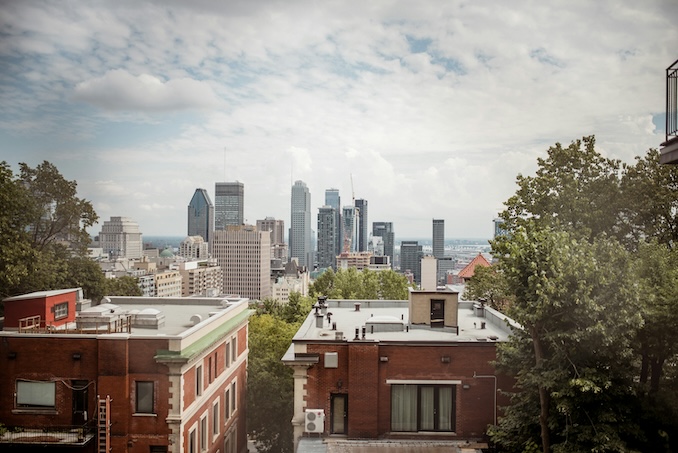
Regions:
[[0, 291, 251, 453], [283, 289, 517, 450]]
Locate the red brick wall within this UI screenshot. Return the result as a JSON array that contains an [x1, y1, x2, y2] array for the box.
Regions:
[[305, 341, 504, 440]]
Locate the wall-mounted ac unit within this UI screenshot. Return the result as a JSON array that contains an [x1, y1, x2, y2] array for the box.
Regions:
[[304, 409, 325, 433]]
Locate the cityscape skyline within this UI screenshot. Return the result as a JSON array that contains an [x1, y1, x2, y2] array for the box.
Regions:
[[1, 2, 674, 239]]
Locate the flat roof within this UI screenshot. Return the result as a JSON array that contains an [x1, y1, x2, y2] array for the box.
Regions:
[[3, 288, 80, 302], [291, 299, 516, 344]]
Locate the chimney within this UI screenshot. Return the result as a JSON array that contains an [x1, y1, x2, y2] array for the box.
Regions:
[[354, 302, 361, 311], [361, 326, 366, 339], [315, 313, 324, 328], [354, 328, 360, 340]]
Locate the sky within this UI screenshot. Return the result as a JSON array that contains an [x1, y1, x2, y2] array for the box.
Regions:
[[1, 1, 676, 240]]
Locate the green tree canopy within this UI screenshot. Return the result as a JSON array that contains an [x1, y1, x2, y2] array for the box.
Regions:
[[309, 268, 408, 300]]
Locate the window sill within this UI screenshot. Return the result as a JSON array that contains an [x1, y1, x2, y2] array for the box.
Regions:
[[12, 409, 57, 415], [133, 413, 158, 417]]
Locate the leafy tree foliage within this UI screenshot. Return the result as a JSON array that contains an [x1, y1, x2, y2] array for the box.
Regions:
[[462, 264, 512, 311], [0, 161, 104, 304], [501, 136, 623, 242], [309, 268, 408, 300], [491, 224, 641, 453], [490, 137, 678, 452], [247, 293, 314, 453], [105, 276, 143, 297]]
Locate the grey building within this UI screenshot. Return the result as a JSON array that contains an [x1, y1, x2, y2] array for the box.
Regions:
[[342, 206, 356, 252], [290, 180, 312, 268], [325, 188, 342, 255], [187, 188, 214, 244], [372, 221, 395, 264], [317, 206, 336, 270], [433, 218, 445, 259], [215, 182, 244, 229], [355, 199, 368, 252], [400, 240, 423, 284]]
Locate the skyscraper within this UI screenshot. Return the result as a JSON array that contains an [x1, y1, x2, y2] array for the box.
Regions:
[[212, 225, 271, 300], [355, 199, 368, 252], [215, 182, 244, 229], [400, 240, 423, 284], [187, 188, 214, 244], [290, 180, 312, 268], [99, 216, 143, 259], [342, 206, 356, 252], [432, 219, 445, 259], [325, 188, 342, 255], [317, 206, 336, 270], [372, 221, 395, 264], [256, 217, 288, 261]]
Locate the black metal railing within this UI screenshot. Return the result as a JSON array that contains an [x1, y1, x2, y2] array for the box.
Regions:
[[667, 58, 678, 142], [0, 422, 96, 445]]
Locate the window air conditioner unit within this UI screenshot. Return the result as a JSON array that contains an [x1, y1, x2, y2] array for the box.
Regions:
[[304, 409, 325, 433]]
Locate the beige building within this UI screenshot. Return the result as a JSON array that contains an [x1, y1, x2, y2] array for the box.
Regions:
[[213, 225, 271, 300], [155, 270, 182, 297], [336, 251, 372, 270], [257, 217, 288, 261], [179, 235, 210, 259], [420, 255, 438, 290], [178, 260, 223, 297], [98, 216, 143, 260]]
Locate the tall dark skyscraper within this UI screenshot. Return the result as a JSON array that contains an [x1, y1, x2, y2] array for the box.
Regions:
[[215, 182, 244, 229], [187, 188, 214, 244], [290, 180, 312, 268], [355, 199, 368, 252], [325, 188, 341, 255], [372, 221, 394, 264], [317, 206, 336, 269], [400, 240, 423, 284], [432, 219, 445, 259]]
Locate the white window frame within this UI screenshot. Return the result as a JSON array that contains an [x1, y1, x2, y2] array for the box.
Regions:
[[200, 413, 208, 452], [196, 365, 203, 397], [225, 388, 231, 421], [188, 425, 197, 453], [212, 400, 220, 440], [54, 302, 68, 320]]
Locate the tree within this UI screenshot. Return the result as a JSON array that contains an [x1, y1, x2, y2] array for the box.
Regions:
[[309, 268, 408, 300], [462, 264, 512, 311], [0, 160, 100, 301], [105, 276, 143, 297], [490, 224, 641, 453], [247, 314, 300, 453], [501, 136, 623, 242], [19, 161, 98, 254], [620, 149, 678, 249]]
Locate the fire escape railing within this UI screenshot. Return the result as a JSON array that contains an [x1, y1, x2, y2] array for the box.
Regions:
[[667, 58, 678, 143]]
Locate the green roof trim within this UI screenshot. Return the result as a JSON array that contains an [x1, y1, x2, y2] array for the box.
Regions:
[[155, 309, 253, 363]]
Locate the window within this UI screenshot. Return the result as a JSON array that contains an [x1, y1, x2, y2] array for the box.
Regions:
[[16, 380, 56, 409], [231, 381, 236, 413], [225, 388, 231, 420], [196, 365, 203, 396], [200, 415, 208, 451], [391, 384, 455, 432], [224, 428, 237, 453], [54, 302, 68, 320], [225, 341, 230, 367], [208, 357, 213, 383], [135, 381, 155, 414], [212, 401, 220, 437], [231, 337, 237, 363], [188, 428, 197, 453]]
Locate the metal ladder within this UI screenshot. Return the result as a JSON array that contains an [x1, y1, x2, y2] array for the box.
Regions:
[[98, 396, 111, 453]]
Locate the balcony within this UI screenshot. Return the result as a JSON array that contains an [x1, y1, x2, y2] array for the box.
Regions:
[[660, 58, 678, 164], [0, 423, 96, 447]]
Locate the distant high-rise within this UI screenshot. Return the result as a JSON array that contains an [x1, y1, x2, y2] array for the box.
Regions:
[[317, 206, 336, 270], [290, 180, 312, 268], [215, 182, 244, 229], [372, 222, 394, 264], [99, 216, 143, 259], [325, 188, 342, 255], [187, 188, 214, 244], [256, 217, 288, 261], [355, 199, 368, 252], [493, 217, 506, 238], [432, 219, 445, 259], [342, 206, 356, 252], [400, 240, 423, 284], [212, 225, 271, 300]]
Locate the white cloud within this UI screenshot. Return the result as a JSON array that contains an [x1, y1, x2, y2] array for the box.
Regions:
[[72, 70, 220, 112]]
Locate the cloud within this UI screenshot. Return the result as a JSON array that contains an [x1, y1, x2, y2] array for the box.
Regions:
[[72, 69, 220, 112]]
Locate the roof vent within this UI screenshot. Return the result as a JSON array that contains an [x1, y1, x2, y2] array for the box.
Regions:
[[190, 314, 202, 326]]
